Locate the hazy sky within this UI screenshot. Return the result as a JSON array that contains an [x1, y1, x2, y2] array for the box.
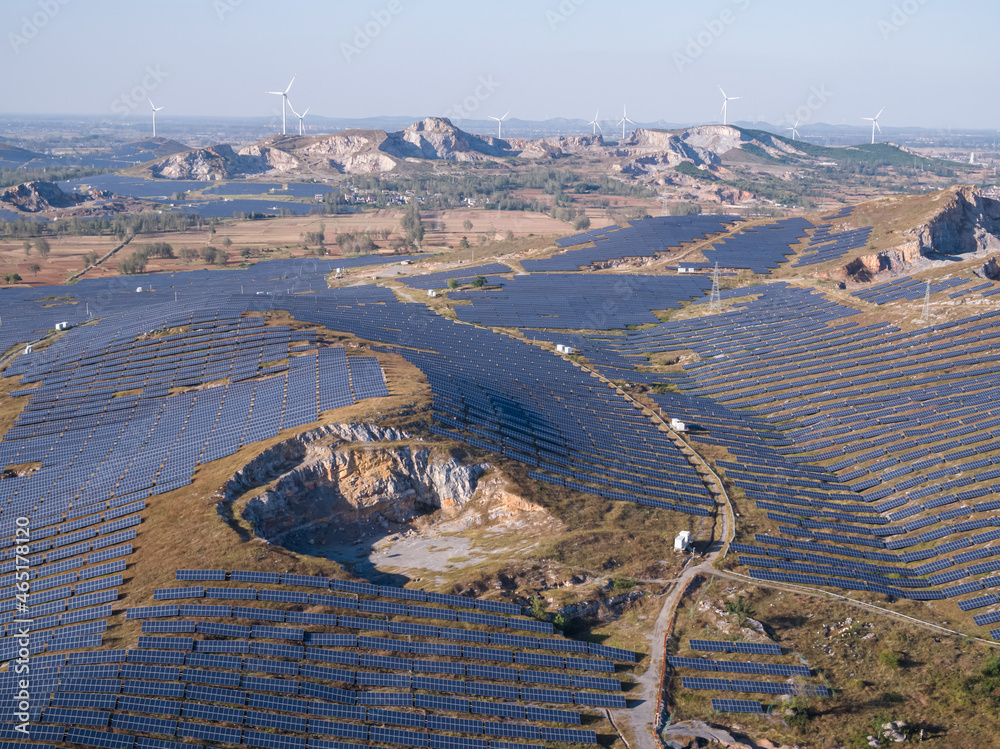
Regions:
[[4, 0, 996, 129]]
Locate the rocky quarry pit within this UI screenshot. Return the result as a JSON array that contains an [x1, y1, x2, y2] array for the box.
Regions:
[[217, 423, 552, 579]]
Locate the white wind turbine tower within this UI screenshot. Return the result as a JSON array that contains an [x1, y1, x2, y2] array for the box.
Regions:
[[617, 105, 635, 139], [719, 86, 741, 126], [148, 98, 163, 138], [587, 109, 602, 135], [265, 75, 296, 135], [289, 102, 310, 136], [786, 120, 800, 140], [488, 111, 509, 139], [861, 107, 884, 144]]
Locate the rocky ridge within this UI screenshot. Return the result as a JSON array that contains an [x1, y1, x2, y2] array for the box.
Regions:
[[217, 423, 487, 546]]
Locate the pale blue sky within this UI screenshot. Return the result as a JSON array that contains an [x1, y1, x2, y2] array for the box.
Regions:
[[3, 0, 994, 128]]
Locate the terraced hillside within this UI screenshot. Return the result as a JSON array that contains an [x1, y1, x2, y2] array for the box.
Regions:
[[0, 185, 999, 748]]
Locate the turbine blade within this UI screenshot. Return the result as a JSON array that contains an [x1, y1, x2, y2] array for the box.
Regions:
[[875, 106, 884, 119], [501, 111, 509, 120], [875, 121, 882, 134], [285, 75, 296, 94]]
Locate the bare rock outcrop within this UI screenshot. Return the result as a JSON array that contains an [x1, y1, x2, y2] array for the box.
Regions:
[[219, 423, 486, 545], [0, 180, 86, 212], [912, 185, 1000, 256], [150, 143, 299, 180], [381, 117, 509, 162]]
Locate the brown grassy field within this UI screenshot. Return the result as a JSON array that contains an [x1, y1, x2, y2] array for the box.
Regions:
[[0, 208, 578, 287], [667, 572, 1000, 749]]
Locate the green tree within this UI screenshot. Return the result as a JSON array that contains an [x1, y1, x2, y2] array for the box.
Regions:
[[27, 263, 40, 276], [529, 595, 549, 622], [462, 219, 473, 231], [459, 236, 470, 249], [22, 240, 31, 257], [573, 216, 591, 231], [447, 278, 459, 289], [724, 596, 756, 627], [35, 237, 51, 259], [82, 251, 98, 268], [240, 248, 254, 259], [400, 202, 425, 246], [3, 273, 21, 284], [471, 276, 487, 288], [117, 251, 148, 275]]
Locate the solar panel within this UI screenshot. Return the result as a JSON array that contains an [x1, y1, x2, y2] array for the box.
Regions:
[[712, 698, 764, 714]]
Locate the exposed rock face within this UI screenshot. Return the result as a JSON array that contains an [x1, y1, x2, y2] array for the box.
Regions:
[[912, 185, 1000, 256], [557, 590, 645, 622], [150, 143, 300, 180], [844, 187, 1000, 282], [508, 134, 605, 159], [302, 131, 400, 174], [219, 424, 485, 545], [0, 181, 85, 212], [845, 240, 922, 282], [381, 117, 508, 162]]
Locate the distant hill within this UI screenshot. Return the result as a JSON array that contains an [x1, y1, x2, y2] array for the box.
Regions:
[[119, 119, 969, 183], [108, 138, 192, 163], [0, 142, 47, 169]]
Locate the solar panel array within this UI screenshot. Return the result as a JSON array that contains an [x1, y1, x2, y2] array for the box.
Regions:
[[517, 279, 1000, 625], [403, 264, 513, 290], [522, 215, 733, 271], [851, 275, 972, 305], [449, 274, 713, 329], [699, 218, 813, 274], [0, 568, 633, 747], [792, 226, 872, 267]]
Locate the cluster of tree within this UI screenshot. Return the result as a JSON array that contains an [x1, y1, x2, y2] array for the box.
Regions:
[[3, 273, 22, 284], [23, 238, 50, 258], [400, 203, 424, 247], [343, 170, 655, 214], [303, 224, 326, 247], [668, 202, 702, 216], [335, 232, 378, 255], [135, 242, 174, 259], [118, 242, 227, 274]]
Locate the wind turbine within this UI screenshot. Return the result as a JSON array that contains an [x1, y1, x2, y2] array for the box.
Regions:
[[861, 107, 884, 144], [488, 111, 509, 139], [617, 105, 635, 139], [719, 86, 741, 126], [148, 98, 163, 138], [265, 75, 296, 135], [786, 120, 800, 141], [289, 101, 310, 136], [587, 109, 602, 135]]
